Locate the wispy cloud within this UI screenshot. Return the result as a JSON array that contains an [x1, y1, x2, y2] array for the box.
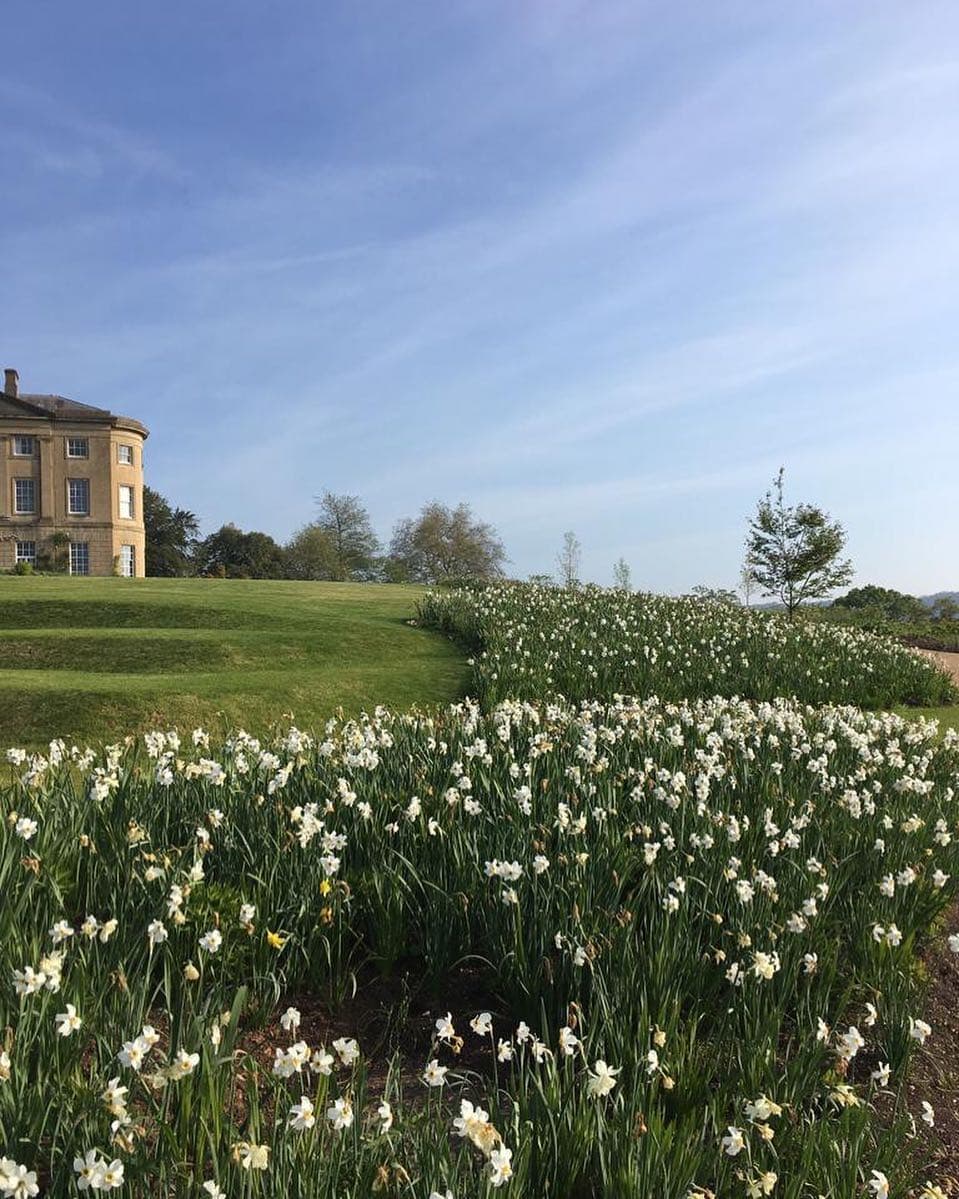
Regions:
[[2, 3, 958, 591], [0, 79, 185, 182]]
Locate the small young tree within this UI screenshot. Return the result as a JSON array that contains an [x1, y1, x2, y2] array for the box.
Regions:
[[612, 558, 632, 590], [556, 531, 581, 589], [43, 531, 71, 574], [745, 468, 853, 618]]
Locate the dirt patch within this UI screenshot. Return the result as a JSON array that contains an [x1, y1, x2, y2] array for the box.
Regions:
[[920, 650, 959, 685], [214, 963, 505, 1131], [902, 904, 959, 1190], [240, 963, 502, 1082]]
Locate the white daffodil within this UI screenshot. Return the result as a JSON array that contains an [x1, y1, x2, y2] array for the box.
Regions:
[[326, 1096, 353, 1130], [422, 1059, 448, 1088], [289, 1095, 315, 1130], [55, 1004, 82, 1037], [587, 1060, 620, 1098]]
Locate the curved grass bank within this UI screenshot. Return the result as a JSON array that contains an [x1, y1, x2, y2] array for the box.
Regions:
[[0, 577, 467, 745]]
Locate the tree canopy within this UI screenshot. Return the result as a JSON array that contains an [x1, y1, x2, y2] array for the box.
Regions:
[[387, 502, 506, 584], [745, 469, 853, 618], [688, 584, 741, 606], [143, 486, 200, 577], [311, 491, 379, 581], [833, 585, 926, 622], [285, 523, 339, 581], [195, 524, 287, 579]]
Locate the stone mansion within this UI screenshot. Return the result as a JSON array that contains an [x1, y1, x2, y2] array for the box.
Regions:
[[0, 368, 149, 577]]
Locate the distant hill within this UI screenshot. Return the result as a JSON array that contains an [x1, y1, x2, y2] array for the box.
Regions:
[[921, 592, 959, 606], [753, 592, 958, 612]]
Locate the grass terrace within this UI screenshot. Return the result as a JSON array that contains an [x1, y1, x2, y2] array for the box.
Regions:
[[0, 577, 467, 746]]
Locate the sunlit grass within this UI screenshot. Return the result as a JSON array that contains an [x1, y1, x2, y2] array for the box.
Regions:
[[0, 577, 467, 745]]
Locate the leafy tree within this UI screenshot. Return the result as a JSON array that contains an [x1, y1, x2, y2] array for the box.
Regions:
[[612, 558, 632, 591], [833, 585, 926, 622], [387, 502, 506, 584], [379, 553, 413, 584], [313, 491, 380, 581], [195, 524, 287, 579], [689, 584, 741, 606], [556, 531, 581, 589], [143, 486, 200, 577], [285, 523, 339, 581], [745, 468, 853, 618], [931, 595, 959, 622]]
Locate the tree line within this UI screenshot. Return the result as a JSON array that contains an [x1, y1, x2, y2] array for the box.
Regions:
[[143, 489, 507, 583], [145, 470, 842, 599], [146, 470, 953, 618]]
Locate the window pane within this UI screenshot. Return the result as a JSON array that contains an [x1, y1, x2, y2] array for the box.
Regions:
[[118, 444, 133, 465], [67, 438, 89, 458], [70, 542, 90, 575], [15, 541, 36, 564], [68, 479, 90, 515], [120, 545, 135, 577], [14, 478, 36, 513], [119, 485, 134, 519], [13, 436, 34, 456]]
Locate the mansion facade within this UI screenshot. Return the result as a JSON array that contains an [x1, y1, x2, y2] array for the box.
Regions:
[[0, 368, 149, 577]]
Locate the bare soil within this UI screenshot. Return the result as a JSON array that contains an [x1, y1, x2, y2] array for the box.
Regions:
[[921, 650, 959, 684], [903, 903, 959, 1192]]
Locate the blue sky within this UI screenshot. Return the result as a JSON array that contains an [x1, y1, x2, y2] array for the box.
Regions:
[[3, 1, 958, 593]]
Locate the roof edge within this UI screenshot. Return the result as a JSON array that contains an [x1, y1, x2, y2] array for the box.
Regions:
[[112, 416, 149, 438], [0, 392, 148, 437]]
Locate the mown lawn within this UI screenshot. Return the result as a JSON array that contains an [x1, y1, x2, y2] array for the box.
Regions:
[[896, 703, 959, 735], [1, 575, 953, 750], [0, 577, 467, 746]]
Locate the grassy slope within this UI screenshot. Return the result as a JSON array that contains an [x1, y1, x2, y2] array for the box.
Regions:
[[895, 703, 959, 735], [803, 607, 959, 731], [896, 654, 959, 734], [1, 576, 952, 748], [0, 577, 467, 746]]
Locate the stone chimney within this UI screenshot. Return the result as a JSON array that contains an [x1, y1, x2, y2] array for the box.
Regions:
[[3, 369, 18, 398]]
